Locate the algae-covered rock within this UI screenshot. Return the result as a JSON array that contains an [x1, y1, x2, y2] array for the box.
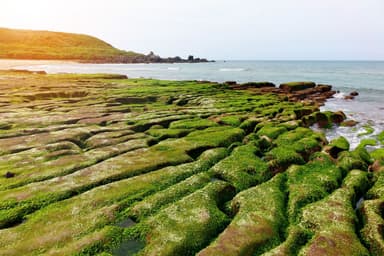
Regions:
[[265, 146, 305, 174], [239, 81, 276, 88], [360, 199, 384, 256], [197, 174, 286, 256], [324, 136, 350, 158], [138, 181, 236, 256], [298, 170, 370, 256], [211, 144, 270, 191], [377, 131, 384, 145], [279, 81, 316, 92], [256, 125, 288, 140], [0, 71, 376, 255]]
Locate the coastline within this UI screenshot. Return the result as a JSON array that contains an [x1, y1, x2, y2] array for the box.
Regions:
[[0, 59, 77, 70], [0, 70, 382, 255], [4, 59, 383, 149]]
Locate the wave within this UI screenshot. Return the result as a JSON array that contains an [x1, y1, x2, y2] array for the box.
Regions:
[[219, 68, 247, 72], [167, 67, 180, 71], [332, 92, 346, 99]]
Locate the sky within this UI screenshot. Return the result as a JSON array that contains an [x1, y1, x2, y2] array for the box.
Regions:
[[1, 0, 384, 60]]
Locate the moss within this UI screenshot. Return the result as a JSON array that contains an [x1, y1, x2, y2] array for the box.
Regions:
[[239, 118, 259, 134], [278, 120, 300, 130], [217, 115, 243, 127], [169, 118, 218, 130], [298, 171, 370, 256], [0, 71, 374, 255], [359, 199, 384, 255], [371, 148, 384, 161], [265, 146, 305, 174], [261, 226, 310, 256], [279, 81, 316, 92], [197, 174, 287, 256], [359, 138, 377, 148], [358, 124, 375, 137], [211, 144, 270, 191], [366, 172, 384, 199], [353, 145, 373, 164], [287, 157, 342, 223], [146, 128, 190, 140], [0, 148, 228, 255], [337, 151, 369, 172], [377, 130, 384, 144], [127, 172, 212, 221], [137, 181, 236, 256], [240, 81, 276, 88], [256, 125, 288, 140], [325, 136, 350, 158]]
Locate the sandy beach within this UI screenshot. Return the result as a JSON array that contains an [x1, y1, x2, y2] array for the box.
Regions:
[[0, 59, 76, 70]]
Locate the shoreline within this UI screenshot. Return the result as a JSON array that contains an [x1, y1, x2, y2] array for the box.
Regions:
[[0, 70, 382, 255]]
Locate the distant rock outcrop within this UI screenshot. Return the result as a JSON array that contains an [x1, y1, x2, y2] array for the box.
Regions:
[[0, 27, 212, 63]]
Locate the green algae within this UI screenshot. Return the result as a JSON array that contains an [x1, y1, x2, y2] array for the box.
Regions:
[[358, 124, 375, 137], [197, 174, 287, 256], [256, 125, 288, 140], [377, 131, 384, 144], [0, 71, 378, 255], [136, 181, 236, 256], [286, 155, 343, 223], [210, 144, 270, 191], [360, 199, 384, 255]]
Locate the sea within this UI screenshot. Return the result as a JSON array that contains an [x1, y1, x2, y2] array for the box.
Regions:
[[12, 60, 384, 150]]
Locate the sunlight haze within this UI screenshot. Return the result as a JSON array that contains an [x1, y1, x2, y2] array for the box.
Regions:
[[1, 0, 384, 60]]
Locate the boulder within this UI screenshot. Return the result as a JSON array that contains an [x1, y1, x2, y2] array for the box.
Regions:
[[350, 91, 359, 96], [341, 120, 358, 127], [324, 136, 350, 158], [279, 81, 316, 92], [224, 81, 237, 86], [344, 95, 355, 100], [240, 81, 275, 88]]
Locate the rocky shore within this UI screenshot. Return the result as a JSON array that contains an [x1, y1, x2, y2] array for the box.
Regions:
[[0, 70, 382, 255]]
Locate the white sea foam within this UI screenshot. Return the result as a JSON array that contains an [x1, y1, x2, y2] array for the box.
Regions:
[[167, 67, 180, 71], [332, 92, 346, 99], [219, 68, 246, 72]]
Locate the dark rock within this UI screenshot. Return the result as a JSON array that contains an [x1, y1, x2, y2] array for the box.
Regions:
[[5, 171, 15, 178], [330, 111, 346, 124], [239, 82, 275, 89], [370, 160, 383, 172], [350, 91, 359, 96], [224, 81, 237, 86], [344, 95, 355, 100], [324, 137, 350, 158], [279, 81, 316, 92], [317, 84, 333, 92], [315, 112, 330, 128], [341, 120, 358, 127]]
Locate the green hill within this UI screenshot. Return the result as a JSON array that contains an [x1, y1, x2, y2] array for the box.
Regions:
[[0, 27, 145, 62]]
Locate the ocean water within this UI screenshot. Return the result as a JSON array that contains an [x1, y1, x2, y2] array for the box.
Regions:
[[15, 60, 384, 148]]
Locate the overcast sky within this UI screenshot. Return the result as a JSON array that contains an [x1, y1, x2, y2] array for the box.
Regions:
[[1, 0, 384, 60]]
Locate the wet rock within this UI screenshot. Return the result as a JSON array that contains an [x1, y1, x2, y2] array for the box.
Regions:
[[330, 111, 346, 124], [279, 81, 316, 92], [0, 123, 12, 130], [370, 160, 383, 172], [237, 81, 275, 89], [350, 91, 359, 96], [341, 120, 358, 127], [324, 136, 350, 158], [4, 171, 15, 178], [317, 84, 333, 92], [344, 95, 355, 100], [224, 81, 237, 86]]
